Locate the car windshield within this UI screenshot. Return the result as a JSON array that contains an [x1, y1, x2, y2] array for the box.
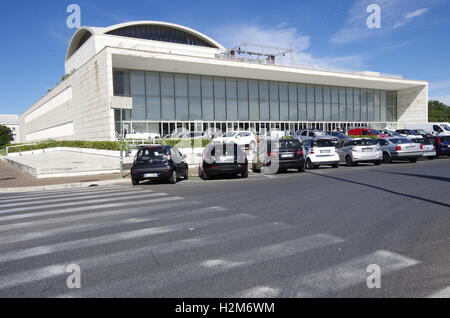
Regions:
[[314, 131, 328, 136], [312, 139, 335, 148], [412, 138, 431, 145], [390, 138, 413, 144], [207, 144, 242, 157], [280, 140, 301, 148], [442, 124, 450, 131], [350, 139, 377, 146], [138, 148, 167, 159], [439, 136, 450, 143], [415, 129, 426, 134], [223, 132, 237, 137], [369, 130, 381, 135]]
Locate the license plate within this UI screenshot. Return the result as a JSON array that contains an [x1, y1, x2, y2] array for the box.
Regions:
[[362, 148, 373, 152], [406, 146, 415, 149], [144, 173, 159, 178], [320, 150, 330, 154], [281, 154, 294, 158], [220, 156, 234, 161]]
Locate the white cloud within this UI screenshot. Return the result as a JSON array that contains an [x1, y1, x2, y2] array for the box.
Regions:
[[430, 80, 450, 91], [211, 24, 368, 71], [330, 0, 431, 44]]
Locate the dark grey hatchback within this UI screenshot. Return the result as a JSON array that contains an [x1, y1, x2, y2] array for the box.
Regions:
[[131, 146, 189, 185]]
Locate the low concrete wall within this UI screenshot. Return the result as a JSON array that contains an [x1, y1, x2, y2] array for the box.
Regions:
[[8, 147, 121, 158]]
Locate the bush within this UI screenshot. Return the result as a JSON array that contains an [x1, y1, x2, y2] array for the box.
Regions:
[[349, 135, 379, 139], [8, 140, 121, 153], [160, 139, 211, 148]]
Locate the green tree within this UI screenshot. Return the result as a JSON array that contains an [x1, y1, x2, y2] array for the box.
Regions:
[[0, 125, 13, 147], [429, 100, 450, 122]]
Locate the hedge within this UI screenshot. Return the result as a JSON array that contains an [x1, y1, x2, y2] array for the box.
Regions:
[[349, 135, 379, 139], [159, 139, 212, 148], [8, 140, 121, 153]]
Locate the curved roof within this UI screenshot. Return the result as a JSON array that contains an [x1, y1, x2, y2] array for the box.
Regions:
[[66, 21, 225, 61]]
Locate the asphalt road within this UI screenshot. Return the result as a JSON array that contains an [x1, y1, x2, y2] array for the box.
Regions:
[[0, 157, 449, 298]]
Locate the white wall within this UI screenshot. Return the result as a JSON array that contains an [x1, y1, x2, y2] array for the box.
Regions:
[[26, 122, 74, 142]]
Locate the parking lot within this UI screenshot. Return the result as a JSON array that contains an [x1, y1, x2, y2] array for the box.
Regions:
[[0, 156, 449, 298]]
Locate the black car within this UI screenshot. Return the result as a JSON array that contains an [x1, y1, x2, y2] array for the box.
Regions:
[[200, 143, 248, 180], [131, 146, 189, 185], [428, 136, 450, 158], [252, 138, 306, 173]]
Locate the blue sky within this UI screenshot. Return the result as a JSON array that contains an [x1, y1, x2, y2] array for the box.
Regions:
[[1, 0, 449, 114]]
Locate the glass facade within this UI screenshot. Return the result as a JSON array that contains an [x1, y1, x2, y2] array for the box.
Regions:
[[113, 69, 398, 134]]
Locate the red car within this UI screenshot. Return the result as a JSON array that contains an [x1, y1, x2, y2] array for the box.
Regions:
[[348, 128, 388, 138]]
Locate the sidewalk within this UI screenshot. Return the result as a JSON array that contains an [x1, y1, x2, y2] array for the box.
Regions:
[[0, 158, 130, 190]]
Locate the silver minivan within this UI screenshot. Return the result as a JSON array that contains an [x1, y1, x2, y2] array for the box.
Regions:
[[335, 138, 383, 166]]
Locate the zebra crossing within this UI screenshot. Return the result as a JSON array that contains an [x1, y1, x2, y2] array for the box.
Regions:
[[0, 185, 444, 298]]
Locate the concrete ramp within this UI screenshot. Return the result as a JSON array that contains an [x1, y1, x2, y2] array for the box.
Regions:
[[5, 151, 132, 179]]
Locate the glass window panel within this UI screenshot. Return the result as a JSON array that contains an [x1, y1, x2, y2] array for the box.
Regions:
[[202, 98, 214, 121], [380, 90, 387, 122], [306, 85, 315, 121], [201, 76, 213, 98], [175, 97, 188, 120], [289, 83, 298, 121], [361, 88, 368, 121], [374, 90, 380, 122], [226, 78, 238, 121], [145, 72, 160, 96], [367, 89, 374, 122], [315, 85, 323, 121], [269, 82, 279, 121], [122, 110, 131, 121], [174, 74, 188, 97], [214, 78, 226, 120], [324, 103, 331, 121], [298, 84, 307, 120], [346, 88, 353, 122], [160, 73, 174, 96], [353, 88, 361, 122], [189, 97, 201, 120], [132, 96, 146, 120], [146, 96, 161, 120], [130, 70, 145, 96], [113, 70, 129, 96], [188, 75, 201, 97], [339, 87, 346, 122], [238, 79, 249, 121], [279, 83, 289, 121], [249, 80, 259, 121], [132, 122, 147, 134], [323, 86, 331, 103], [161, 98, 175, 120], [259, 81, 269, 121]]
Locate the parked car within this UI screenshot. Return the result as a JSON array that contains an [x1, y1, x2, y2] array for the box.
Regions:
[[347, 128, 389, 138], [410, 138, 436, 160], [379, 129, 403, 137], [395, 129, 423, 139], [213, 131, 257, 149], [199, 143, 248, 180], [295, 130, 339, 143], [427, 136, 450, 158], [335, 138, 383, 166], [131, 146, 189, 185], [411, 129, 434, 138], [252, 138, 305, 173], [302, 139, 340, 169], [375, 138, 423, 163], [325, 131, 353, 142]]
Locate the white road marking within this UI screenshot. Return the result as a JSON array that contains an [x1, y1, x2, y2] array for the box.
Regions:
[[56, 234, 344, 297], [0, 187, 148, 206], [0, 222, 288, 291], [282, 250, 420, 298], [427, 287, 450, 298], [0, 198, 186, 233], [0, 205, 228, 245], [0, 192, 168, 215], [234, 286, 280, 298], [0, 214, 254, 264]]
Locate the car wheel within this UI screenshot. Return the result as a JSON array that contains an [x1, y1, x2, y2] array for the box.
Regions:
[[332, 164, 339, 168], [200, 170, 210, 180], [241, 170, 249, 178], [374, 161, 382, 166], [428, 157, 434, 160], [298, 165, 306, 173], [409, 158, 418, 163], [383, 152, 392, 164], [306, 159, 315, 170], [169, 171, 177, 184], [252, 163, 261, 173], [345, 156, 354, 167], [131, 178, 140, 186]]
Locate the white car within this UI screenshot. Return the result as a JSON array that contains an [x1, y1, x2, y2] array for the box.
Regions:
[[213, 131, 257, 149], [301, 139, 340, 169]]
